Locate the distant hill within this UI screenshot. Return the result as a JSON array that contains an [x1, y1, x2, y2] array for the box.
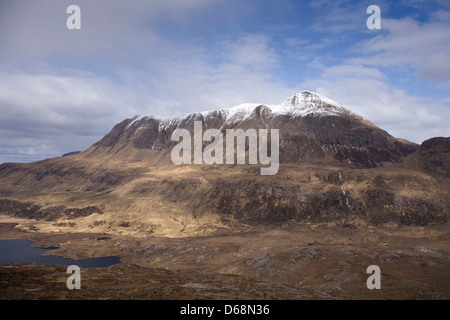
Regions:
[[62, 151, 81, 157]]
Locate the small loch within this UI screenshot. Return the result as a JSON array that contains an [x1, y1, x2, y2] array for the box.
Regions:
[[0, 239, 120, 267]]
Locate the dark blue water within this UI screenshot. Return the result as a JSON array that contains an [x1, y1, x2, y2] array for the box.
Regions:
[[0, 239, 121, 267]]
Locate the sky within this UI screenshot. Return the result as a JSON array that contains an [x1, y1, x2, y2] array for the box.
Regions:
[[0, 0, 449, 163]]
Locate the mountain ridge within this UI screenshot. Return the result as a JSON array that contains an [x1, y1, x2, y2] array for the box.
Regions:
[[127, 90, 368, 128], [84, 90, 417, 169]]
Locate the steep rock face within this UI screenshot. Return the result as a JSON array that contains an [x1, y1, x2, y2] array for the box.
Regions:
[[85, 91, 417, 168], [124, 170, 446, 227]]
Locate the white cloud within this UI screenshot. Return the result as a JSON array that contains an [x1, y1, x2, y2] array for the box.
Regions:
[[322, 64, 387, 80], [419, 52, 450, 81], [142, 34, 294, 113], [308, 0, 371, 34], [218, 35, 279, 72], [0, 0, 218, 68], [354, 15, 450, 82]]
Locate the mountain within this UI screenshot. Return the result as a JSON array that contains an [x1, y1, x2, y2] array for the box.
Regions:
[[83, 91, 417, 169], [0, 91, 448, 237]]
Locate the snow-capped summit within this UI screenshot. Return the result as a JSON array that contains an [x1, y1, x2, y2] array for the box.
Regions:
[[283, 90, 341, 108], [198, 90, 359, 125], [273, 90, 346, 115], [270, 90, 357, 119]]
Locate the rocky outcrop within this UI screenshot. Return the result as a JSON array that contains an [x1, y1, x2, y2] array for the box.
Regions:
[[0, 199, 103, 221], [125, 171, 447, 227], [418, 137, 450, 177]]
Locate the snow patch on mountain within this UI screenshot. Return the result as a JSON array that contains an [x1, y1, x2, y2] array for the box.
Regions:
[[127, 90, 362, 129], [271, 91, 351, 117], [201, 103, 262, 124]]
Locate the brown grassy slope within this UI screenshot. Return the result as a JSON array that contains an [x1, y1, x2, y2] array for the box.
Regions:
[[0, 137, 448, 238]]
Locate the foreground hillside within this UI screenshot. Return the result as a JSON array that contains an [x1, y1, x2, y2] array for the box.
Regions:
[[0, 137, 448, 237], [1, 221, 449, 300]]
